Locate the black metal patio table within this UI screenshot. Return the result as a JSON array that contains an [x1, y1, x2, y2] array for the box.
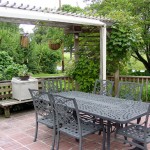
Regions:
[[56, 91, 148, 150]]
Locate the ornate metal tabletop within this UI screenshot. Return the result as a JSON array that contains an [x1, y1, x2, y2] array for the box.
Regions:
[[57, 91, 148, 124]]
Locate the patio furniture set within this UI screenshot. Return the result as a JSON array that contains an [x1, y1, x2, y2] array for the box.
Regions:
[[29, 79, 150, 150]]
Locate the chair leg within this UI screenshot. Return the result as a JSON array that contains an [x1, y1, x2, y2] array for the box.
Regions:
[[56, 131, 60, 150], [79, 137, 82, 150], [51, 127, 56, 150], [98, 119, 104, 135], [34, 121, 38, 142], [102, 128, 106, 150]]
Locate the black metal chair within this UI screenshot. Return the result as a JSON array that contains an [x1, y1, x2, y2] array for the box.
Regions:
[[91, 79, 114, 128], [29, 89, 56, 150], [50, 94, 106, 150], [116, 81, 143, 101], [93, 79, 114, 96], [116, 104, 150, 150], [41, 79, 63, 93], [116, 81, 143, 125]]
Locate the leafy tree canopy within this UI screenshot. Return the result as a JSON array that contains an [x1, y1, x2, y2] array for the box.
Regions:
[[85, 0, 150, 72]]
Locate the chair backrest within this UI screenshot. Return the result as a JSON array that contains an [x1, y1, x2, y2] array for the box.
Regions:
[[41, 79, 62, 93], [93, 79, 114, 96], [51, 94, 81, 134], [145, 104, 150, 127], [29, 89, 54, 118], [141, 104, 150, 143], [116, 81, 143, 101]]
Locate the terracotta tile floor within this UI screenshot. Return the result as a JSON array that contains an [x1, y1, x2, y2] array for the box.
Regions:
[[0, 110, 149, 150]]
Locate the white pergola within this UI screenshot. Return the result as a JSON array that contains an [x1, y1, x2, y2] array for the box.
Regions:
[[0, 0, 113, 80]]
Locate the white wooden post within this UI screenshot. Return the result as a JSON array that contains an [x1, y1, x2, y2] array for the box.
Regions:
[[100, 25, 106, 80]]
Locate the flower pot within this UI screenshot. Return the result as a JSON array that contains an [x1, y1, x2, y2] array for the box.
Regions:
[[19, 76, 30, 80], [49, 43, 61, 50]]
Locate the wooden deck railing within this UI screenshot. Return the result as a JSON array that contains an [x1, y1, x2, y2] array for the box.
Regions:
[[0, 76, 76, 100], [37, 76, 76, 91], [107, 75, 150, 102], [0, 75, 150, 102], [0, 80, 12, 100]]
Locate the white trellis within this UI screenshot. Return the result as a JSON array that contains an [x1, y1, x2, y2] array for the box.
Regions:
[[0, 0, 113, 80]]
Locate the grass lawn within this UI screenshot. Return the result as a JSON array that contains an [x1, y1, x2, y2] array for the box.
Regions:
[[129, 56, 145, 71], [32, 73, 65, 78]]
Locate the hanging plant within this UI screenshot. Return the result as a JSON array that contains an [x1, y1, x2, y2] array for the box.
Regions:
[[48, 39, 62, 50], [20, 34, 29, 48], [46, 27, 63, 50]]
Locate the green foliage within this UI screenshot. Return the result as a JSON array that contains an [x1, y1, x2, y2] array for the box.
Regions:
[[0, 74, 3, 80], [0, 51, 13, 72], [3, 64, 22, 80], [47, 27, 64, 44], [30, 43, 61, 74], [0, 51, 32, 80], [85, 0, 150, 72], [0, 22, 20, 57], [65, 59, 75, 77], [61, 4, 83, 13], [17, 64, 29, 76], [71, 51, 99, 92], [106, 22, 142, 74]]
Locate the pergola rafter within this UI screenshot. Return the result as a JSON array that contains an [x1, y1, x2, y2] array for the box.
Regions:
[[0, 0, 114, 80]]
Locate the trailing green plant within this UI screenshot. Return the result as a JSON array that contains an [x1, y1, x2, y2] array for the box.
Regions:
[[71, 53, 99, 92]]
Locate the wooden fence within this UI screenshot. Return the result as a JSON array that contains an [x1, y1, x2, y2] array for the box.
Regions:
[[0, 76, 76, 100], [107, 75, 150, 102], [0, 75, 150, 102]]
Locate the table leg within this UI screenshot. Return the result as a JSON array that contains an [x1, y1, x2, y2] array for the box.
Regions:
[[107, 121, 111, 150]]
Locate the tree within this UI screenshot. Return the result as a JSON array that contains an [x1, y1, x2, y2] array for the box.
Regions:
[[31, 26, 62, 73], [84, 0, 150, 72]]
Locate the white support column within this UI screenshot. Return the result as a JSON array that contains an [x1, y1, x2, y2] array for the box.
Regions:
[[100, 25, 106, 80]]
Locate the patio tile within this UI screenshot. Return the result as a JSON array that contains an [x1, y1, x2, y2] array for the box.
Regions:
[[26, 141, 50, 150], [0, 110, 149, 150]]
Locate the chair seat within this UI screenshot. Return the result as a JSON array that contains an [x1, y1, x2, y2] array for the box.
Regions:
[[38, 115, 54, 128], [60, 120, 103, 138], [117, 125, 150, 143]]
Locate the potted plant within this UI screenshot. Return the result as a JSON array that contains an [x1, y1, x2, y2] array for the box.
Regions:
[[18, 65, 31, 80], [47, 27, 63, 50], [48, 39, 62, 50]]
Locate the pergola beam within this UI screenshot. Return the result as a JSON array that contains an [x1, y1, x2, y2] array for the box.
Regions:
[[0, 0, 113, 82]]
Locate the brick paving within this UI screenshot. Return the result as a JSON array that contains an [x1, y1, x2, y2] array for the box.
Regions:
[[0, 110, 149, 150]]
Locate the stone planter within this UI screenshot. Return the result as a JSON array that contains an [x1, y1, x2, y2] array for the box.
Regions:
[[11, 77, 38, 101]]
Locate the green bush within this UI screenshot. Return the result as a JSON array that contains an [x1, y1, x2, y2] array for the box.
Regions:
[[31, 43, 61, 74], [72, 55, 99, 92], [0, 51, 13, 72], [3, 64, 29, 80]]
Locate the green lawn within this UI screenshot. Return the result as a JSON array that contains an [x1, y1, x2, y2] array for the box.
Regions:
[[32, 73, 65, 78], [129, 56, 145, 71]]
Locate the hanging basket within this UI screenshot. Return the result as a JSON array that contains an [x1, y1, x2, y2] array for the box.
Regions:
[[20, 35, 29, 48], [48, 40, 62, 50]]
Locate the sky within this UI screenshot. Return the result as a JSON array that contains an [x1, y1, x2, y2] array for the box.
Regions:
[[3, 0, 87, 33]]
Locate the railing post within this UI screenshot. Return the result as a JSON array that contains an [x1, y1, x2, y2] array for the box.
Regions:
[[114, 70, 119, 96]]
